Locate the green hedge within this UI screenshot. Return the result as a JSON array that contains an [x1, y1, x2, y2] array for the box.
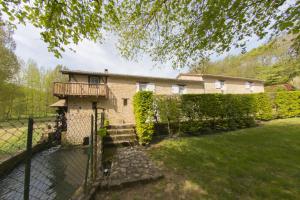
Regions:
[[133, 91, 300, 141], [252, 93, 273, 120], [133, 91, 155, 144], [274, 91, 300, 118]]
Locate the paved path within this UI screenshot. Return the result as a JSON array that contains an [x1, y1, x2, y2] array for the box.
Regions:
[[101, 146, 163, 188]]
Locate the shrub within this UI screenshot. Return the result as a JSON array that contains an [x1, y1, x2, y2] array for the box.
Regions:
[[97, 128, 107, 138], [154, 95, 181, 135], [252, 93, 274, 120], [134, 91, 300, 140], [274, 91, 300, 118], [133, 91, 155, 144]]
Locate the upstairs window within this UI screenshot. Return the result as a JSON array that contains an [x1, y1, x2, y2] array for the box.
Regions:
[[215, 80, 225, 89], [89, 76, 100, 84], [172, 84, 186, 94], [136, 82, 155, 92], [245, 81, 254, 92]]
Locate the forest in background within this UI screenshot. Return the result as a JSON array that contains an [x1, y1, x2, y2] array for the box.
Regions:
[[0, 19, 67, 120], [191, 35, 300, 90]]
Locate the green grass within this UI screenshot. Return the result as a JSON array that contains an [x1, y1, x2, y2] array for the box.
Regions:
[[0, 122, 47, 160], [150, 118, 300, 200]]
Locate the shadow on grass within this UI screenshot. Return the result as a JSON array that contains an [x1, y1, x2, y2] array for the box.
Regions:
[[150, 118, 300, 199]]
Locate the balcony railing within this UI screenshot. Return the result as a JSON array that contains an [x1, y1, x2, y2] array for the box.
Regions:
[[53, 82, 108, 97]]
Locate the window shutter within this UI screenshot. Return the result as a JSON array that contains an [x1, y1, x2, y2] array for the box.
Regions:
[[136, 82, 140, 92], [172, 85, 179, 94], [215, 81, 221, 89]]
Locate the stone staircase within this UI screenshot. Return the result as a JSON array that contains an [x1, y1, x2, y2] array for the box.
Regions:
[[103, 124, 137, 147]]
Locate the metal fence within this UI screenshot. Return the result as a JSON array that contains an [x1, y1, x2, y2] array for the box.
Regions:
[[0, 112, 103, 200]]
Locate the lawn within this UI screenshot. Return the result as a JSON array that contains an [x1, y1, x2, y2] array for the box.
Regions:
[[0, 120, 53, 161], [97, 118, 300, 200]]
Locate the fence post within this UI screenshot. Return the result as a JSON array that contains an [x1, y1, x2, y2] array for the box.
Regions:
[[84, 114, 94, 192], [94, 108, 98, 179], [24, 117, 33, 200]]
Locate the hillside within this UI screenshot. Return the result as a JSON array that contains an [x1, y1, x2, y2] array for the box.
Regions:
[[191, 35, 300, 89]]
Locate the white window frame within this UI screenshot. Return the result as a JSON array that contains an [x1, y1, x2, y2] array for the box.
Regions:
[[172, 84, 186, 94], [136, 82, 155, 92], [215, 80, 225, 89], [246, 81, 254, 92]]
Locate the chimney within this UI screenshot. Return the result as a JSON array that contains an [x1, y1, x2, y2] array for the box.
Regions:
[[104, 69, 108, 74]]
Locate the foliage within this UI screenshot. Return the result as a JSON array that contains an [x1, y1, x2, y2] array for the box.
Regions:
[[104, 119, 109, 128], [274, 91, 300, 118], [192, 35, 300, 86], [1, 1, 299, 67], [252, 93, 274, 120], [133, 91, 154, 144], [0, 18, 19, 85], [154, 95, 181, 135], [97, 128, 107, 138], [153, 92, 300, 135], [150, 118, 300, 199], [0, 61, 68, 120]]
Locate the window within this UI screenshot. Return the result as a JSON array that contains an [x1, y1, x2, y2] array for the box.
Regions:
[[89, 76, 100, 84], [246, 81, 254, 92], [123, 98, 128, 106], [215, 80, 225, 89], [139, 83, 148, 91], [136, 82, 155, 92], [172, 84, 186, 94]]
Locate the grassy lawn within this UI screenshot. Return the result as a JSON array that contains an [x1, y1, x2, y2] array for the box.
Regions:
[[96, 118, 300, 200], [0, 120, 52, 160]]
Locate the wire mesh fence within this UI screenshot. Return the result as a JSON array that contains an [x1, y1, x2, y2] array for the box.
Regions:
[[0, 111, 103, 200]]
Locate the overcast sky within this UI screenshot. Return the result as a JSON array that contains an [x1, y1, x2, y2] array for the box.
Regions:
[[13, 23, 268, 78]]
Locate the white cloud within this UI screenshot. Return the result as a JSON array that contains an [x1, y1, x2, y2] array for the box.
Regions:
[[13, 24, 184, 78], [13, 23, 267, 77]]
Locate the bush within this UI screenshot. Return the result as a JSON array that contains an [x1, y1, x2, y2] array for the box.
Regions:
[[274, 91, 300, 118], [253, 93, 274, 120], [154, 95, 181, 135], [133, 91, 155, 144], [134, 91, 300, 140]]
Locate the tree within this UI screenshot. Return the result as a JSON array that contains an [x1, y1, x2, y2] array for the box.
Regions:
[[0, 1, 299, 67], [0, 17, 19, 84], [191, 35, 300, 86]]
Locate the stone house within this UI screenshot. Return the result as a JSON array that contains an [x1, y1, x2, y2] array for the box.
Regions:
[[53, 69, 264, 126]]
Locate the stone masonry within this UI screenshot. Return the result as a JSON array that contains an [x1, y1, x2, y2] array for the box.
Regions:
[[101, 147, 163, 188]]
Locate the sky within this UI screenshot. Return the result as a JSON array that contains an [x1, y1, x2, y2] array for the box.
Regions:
[[13, 23, 268, 78]]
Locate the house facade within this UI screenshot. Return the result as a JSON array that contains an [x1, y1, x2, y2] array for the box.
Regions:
[[53, 69, 264, 125]]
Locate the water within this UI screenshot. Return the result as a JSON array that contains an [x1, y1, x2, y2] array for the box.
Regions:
[[0, 146, 88, 200]]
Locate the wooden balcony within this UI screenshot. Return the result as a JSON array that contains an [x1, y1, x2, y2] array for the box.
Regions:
[[53, 82, 108, 98]]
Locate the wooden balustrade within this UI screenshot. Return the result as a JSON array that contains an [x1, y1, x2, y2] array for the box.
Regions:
[[53, 82, 108, 97]]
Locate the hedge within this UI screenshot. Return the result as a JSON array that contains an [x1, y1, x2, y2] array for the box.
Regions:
[[252, 93, 273, 120], [133, 91, 300, 142], [274, 91, 300, 118], [133, 91, 155, 144]]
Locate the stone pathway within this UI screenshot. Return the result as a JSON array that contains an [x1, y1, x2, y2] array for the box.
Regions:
[[101, 146, 163, 188]]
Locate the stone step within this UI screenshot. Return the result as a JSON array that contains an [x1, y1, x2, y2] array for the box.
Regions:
[[104, 134, 136, 142], [104, 140, 138, 147], [107, 128, 135, 135], [108, 124, 135, 129]]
